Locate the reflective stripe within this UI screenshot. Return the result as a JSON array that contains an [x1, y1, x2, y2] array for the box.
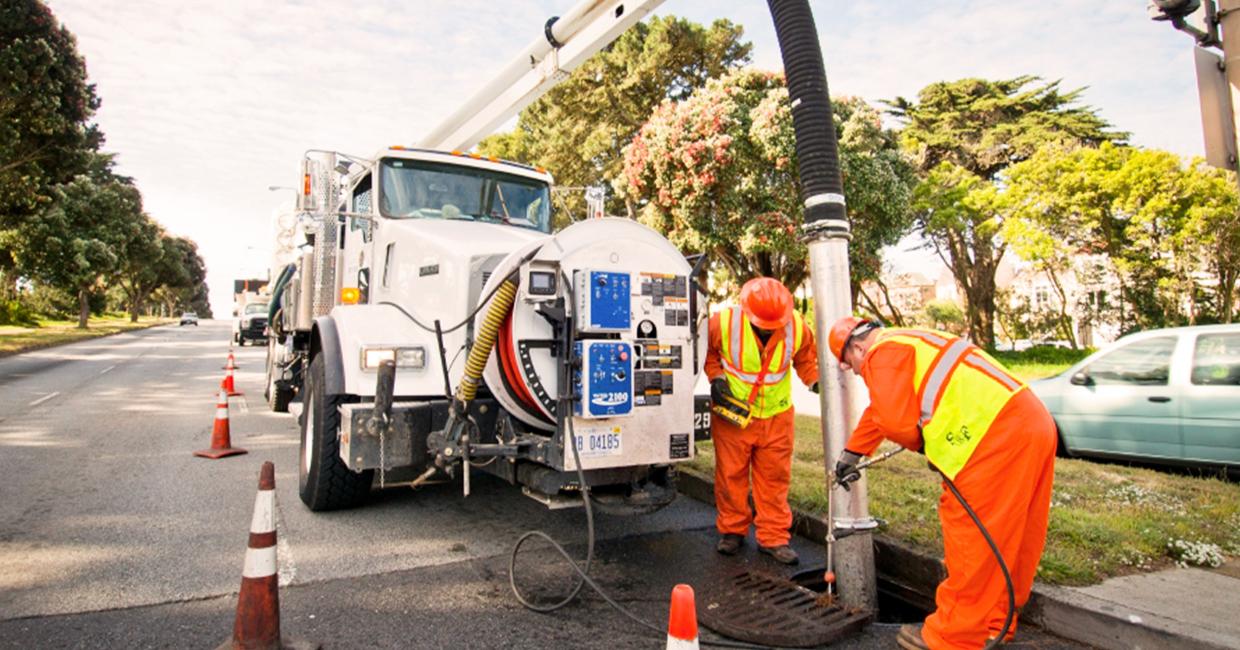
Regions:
[[720, 359, 789, 384], [243, 545, 277, 578], [964, 353, 1023, 392], [886, 328, 948, 347], [918, 338, 972, 426], [729, 308, 744, 370], [718, 307, 802, 419], [250, 489, 275, 534]]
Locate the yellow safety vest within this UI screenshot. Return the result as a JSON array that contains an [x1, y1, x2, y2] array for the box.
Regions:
[[868, 329, 1027, 479], [718, 307, 805, 420]]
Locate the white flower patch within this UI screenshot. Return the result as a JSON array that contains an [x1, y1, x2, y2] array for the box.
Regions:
[[1166, 538, 1225, 569], [1105, 483, 1186, 515]]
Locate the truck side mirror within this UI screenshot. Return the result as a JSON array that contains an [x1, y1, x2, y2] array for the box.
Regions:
[[1069, 370, 1093, 386]]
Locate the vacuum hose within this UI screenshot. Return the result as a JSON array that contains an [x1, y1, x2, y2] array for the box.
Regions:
[[412, 278, 519, 489], [767, 0, 848, 232], [456, 278, 518, 404]]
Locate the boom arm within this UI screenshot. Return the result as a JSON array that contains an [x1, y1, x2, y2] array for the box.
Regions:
[[417, 0, 667, 151]]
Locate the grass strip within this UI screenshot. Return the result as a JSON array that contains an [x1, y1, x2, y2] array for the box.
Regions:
[[0, 315, 174, 357], [687, 412, 1240, 586]]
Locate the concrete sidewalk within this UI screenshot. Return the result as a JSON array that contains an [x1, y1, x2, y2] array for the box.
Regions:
[[1026, 562, 1240, 650], [677, 471, 1240, 650]]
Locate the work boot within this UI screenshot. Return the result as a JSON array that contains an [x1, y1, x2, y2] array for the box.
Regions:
[[896, 624, 929, 650], [716, 534, 744, 556], [758, 544, 799, 565]]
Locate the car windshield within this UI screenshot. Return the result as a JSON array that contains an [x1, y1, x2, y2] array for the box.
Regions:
[[183, 313, 196, 317], [378, 158, 551, 232], [244, 304, 267, 315]]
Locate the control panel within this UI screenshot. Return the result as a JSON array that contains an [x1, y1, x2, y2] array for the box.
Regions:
[[573, 341, 634, 419], [575, 270, 631, 333]]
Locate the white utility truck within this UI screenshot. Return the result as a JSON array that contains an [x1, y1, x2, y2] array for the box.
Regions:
[[268, 144, 709, 512], [265, 0, 724, 513]]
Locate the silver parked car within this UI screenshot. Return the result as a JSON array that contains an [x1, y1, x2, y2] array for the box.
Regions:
[[1031, 324, 1240, 469]]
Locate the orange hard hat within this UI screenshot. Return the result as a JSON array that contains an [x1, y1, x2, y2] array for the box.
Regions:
[[740, 277, 794, 330], [828, 316, 873, 362]]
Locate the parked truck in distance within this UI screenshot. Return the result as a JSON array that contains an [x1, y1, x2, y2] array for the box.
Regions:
[[265, 147, 711, 513]]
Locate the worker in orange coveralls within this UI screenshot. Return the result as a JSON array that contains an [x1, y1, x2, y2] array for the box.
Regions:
[[705, 277, 819, 565], [828, 317, 1057, 650]]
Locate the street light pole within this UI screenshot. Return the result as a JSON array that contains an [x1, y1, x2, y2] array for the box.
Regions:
[[1218, 1, 1240, 183]]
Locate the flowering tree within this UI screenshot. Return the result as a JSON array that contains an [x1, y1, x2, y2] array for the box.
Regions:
[[620, 69, 915, 296]]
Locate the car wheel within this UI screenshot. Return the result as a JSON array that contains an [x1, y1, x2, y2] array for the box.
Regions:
[[1054, 422, 1073, 458], [298, 354, 371, 511]]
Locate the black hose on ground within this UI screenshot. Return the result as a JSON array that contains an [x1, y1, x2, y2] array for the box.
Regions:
[[506, 275, 774, 650], [940, 472, 1016, 649]]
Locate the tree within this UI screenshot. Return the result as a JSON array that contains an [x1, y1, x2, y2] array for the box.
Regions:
[[888, 77, 1122, 347], [923, 299, 966, 335], [477, 16, 751, 223], [0, 0, 101, 293], [622, 69, 916, 295], [1003, 143, 1240, 330], [1180, 167, 1240, 322], [1003, 145, 1107, 348], [161, 236, 210, 318], [10, 156, 142, 328], [115, 221, 177, 322]]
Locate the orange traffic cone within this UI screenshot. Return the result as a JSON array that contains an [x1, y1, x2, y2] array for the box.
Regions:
[[194, 387, 247, 459], [223, 351, 238, 370], [666, 584, 699, 649], [223, 365, 243, 397], [216, 462, 317, 650]]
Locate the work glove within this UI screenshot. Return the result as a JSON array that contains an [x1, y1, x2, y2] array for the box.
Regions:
[[710, 377, 732, 405], [834, 450, 864, 491]]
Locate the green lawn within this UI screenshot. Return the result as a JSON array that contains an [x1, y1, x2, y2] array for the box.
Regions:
[[688, 412, 1240, 587], [0, 314, 173, 356]]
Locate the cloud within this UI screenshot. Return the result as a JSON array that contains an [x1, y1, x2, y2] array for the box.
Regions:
[[45, 0, 1205, 314]]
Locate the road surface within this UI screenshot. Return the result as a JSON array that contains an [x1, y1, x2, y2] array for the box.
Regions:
[[0, 322, 1087, 649]]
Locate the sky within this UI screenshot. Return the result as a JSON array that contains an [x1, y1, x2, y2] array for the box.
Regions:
[[44, 0, 1208, 317]]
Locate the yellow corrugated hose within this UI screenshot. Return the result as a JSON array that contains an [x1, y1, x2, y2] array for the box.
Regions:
[[456, 278, 517, 404]]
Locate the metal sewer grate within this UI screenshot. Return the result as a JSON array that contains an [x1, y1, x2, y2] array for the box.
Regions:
[[698, 568, 873, 648]]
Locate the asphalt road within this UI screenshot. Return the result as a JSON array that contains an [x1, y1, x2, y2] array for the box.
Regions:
[[0, 321, 1089, 649]]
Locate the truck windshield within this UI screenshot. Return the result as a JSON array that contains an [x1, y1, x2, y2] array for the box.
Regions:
[[378, 158, 551, 232], [244, 303, 268, 315]]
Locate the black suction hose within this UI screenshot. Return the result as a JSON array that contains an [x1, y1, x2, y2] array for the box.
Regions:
[[767, 0, 849, 234], [940, 472, 1016, 649], [769, 1, 1015, 642]]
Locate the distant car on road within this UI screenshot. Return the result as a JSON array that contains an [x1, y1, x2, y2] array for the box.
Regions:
[[1031, 324, 1240, 470], [179, 312, 198, 326], [233, 302, 269, 346]]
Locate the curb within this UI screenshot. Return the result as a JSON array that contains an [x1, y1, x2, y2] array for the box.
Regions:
[[675, 469, 1230, 650]]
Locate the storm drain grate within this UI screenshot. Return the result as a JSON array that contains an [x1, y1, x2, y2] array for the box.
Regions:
[[698, 568, 872, 648]]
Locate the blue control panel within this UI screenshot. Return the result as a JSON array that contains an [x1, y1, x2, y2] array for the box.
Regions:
[[577, 270, 631, 333], [573, 341, 634, 418]]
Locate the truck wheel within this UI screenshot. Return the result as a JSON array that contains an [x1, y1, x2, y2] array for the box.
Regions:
[[299, 354, 372, 510]]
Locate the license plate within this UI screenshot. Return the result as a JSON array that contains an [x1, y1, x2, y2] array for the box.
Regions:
[[574, 430, 622, 458]]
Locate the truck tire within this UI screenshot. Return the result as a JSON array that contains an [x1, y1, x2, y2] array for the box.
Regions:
[[299, 354, 372, 511]]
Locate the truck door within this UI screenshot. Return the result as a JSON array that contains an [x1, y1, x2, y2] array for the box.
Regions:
[[343, 173, 373, 302]]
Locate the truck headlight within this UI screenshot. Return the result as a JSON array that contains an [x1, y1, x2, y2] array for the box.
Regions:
[[360, 346, 426, 370]]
